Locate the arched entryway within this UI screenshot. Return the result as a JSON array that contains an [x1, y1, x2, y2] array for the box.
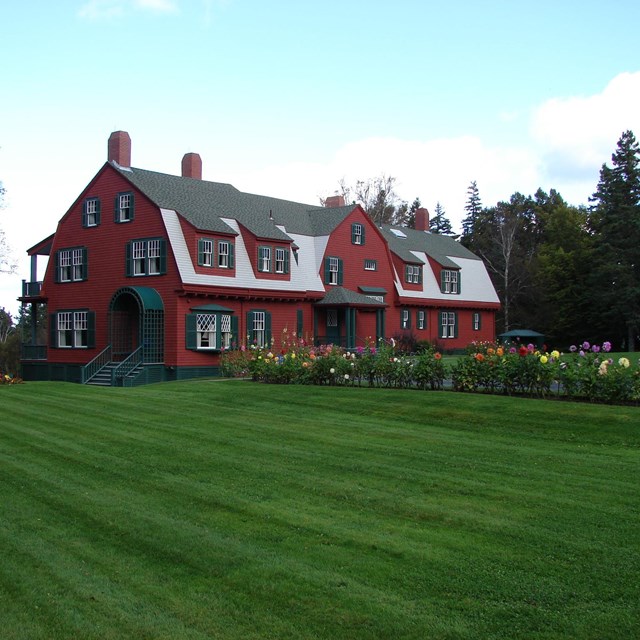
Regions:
[[109, 287, 164, 363]]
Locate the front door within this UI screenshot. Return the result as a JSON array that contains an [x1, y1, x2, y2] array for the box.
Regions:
[[110, 292, 140, 360], [326, 308, 341, 345]]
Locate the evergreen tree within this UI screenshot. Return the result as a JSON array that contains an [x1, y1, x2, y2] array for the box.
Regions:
[[406, 198, 422, 229], [461, 180, 482, 239], [430, 202, 454, 235], [588, 130, 640, 350]]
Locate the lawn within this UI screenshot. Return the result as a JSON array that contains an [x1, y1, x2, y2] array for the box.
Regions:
[[1, 381, 639, 639]]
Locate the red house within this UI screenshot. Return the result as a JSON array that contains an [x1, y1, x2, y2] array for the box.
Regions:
[[19, 131, 500, 385]]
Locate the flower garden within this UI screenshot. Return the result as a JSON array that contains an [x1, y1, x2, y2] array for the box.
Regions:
[[221, 335, 640, 405]]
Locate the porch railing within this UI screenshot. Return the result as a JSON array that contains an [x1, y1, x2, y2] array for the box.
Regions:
[[21, 280, 43, 297], [81, 345, 112, 384], [111, 346, 143, 386]]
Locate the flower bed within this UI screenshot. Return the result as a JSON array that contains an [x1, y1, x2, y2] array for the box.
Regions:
[[220, 336, 640, 405]]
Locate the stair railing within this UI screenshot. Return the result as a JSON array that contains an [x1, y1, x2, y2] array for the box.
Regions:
[[81, 345, 112, 384], [111, 346, 143, 386]]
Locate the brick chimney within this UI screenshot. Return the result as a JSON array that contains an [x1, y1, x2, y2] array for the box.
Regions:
[[182, 152, 202, 180], [325, 195, 345, 208], [108, 130, 131, 167], [415, 207, 430, 231]]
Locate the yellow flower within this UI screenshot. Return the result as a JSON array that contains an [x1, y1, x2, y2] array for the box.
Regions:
[[539, 355, 548, 364], [551, 350, 560, 359], [619, 357, 630, 368]]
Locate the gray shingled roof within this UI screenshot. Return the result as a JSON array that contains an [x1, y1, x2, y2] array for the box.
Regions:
[[379, 225, 479, 268], [316, 286, 386, 307], [114, 164, 355, 241]]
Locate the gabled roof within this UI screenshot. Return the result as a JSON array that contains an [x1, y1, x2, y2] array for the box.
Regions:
[[113, 164, 356, 241], [379, 224, 479, 267]]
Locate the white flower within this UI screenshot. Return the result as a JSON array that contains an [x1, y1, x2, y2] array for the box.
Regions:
[[344, 374, 349, 380], [619, 357, 630, 368], [330, 368, 335, 374]]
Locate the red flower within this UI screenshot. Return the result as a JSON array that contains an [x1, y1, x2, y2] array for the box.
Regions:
[[519, 345, 528, 357], [434, 352, 442, 360], [475, 353, 485, 362]]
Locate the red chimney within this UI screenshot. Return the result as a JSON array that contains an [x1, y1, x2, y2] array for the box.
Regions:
[[108, 131, 131, 167], [415, 207, 430, 231], [182, 152, 202, 180], [325, 195, 345, 208]]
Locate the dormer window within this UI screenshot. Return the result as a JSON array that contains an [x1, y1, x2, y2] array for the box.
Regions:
[[405, 264, 422, 284], [258, 246, 271, 272], [441, 269, 460, 294]]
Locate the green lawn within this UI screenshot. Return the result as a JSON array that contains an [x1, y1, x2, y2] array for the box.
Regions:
[[1, 381, 639, 639]]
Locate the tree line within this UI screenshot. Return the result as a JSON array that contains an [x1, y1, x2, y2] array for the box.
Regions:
[[334, 131, 640, 351]]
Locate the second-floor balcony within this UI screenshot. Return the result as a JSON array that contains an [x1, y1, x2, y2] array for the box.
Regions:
[[21, 280, 43, 299]]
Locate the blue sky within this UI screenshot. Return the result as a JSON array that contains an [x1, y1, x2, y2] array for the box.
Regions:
[[1, 0, 640, 314]]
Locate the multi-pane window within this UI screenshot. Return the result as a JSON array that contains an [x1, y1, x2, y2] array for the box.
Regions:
[[473, 312, 481, 331], [83, 198, 100, 227], [218, 241, 230, 268], [442, 269, 459, 294], [352, 223, 364, 245], [116, 192, 133, 222], [401, 309, 411, 329], [127, 238, 166, 277], [364, 259, 377, 271], [200, 239, 214, 267], [406, 264, 422, 284], [147, 239, 162, 275], [329, 257, 339, 285], [259, 246, 271, 272], [186, 310, 236, 351], [56, 248, 87, 282], [275, 248, 287, 273], [197, 313, 217, 349], [417, 310, 425, 330], [253, 311, 266, 347], [441, 311, 457, 338], [220, 314, 232, 348], [58, 250, 72, 282], [55, 310, 93, 348]]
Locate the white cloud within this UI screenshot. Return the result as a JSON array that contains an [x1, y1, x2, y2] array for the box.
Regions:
[[134, 0, 178, 13], [532, 71, 640, 186]]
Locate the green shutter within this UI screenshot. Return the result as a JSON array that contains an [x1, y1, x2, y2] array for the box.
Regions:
[[198, 239, 205, 266], [95, 199, 101, 226], [185, 314, 198, 349], [405, 265, 410, 283], [231, 315, 239, 347], [82, 201, 88, 228], [159, 239, 167, 275], [351, 223, 356, 244], [228, 242, 235, 269], [87, 311, 96, 348], [284, 249, 290, 274], [440, 270, 446, 293], [453, 312, 459, 338], [324, 257, 331, 284], [418, 265, 423, 284], [54, 251, 61, 283], [114, 195, 119, 223], [337, 258, 344, 285], [265, 312, 272, 344], [457, 271, 461, 295], [129, 193, 135, 221], [125, 242, 133, 277], [361, 225, 365, 245], [247, 311, 254, 344]]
